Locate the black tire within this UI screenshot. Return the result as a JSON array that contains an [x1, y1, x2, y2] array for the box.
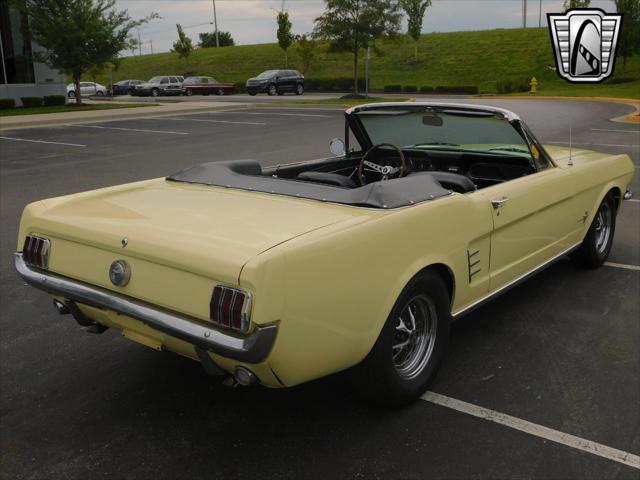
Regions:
[[571, 192, 617, 268], [185, 88, 193, 97], [151, 88, 159, 97], [350, 270, 451, 407], [96, 91, 104, 96], [68, 91, 76, 98], [296, 84, 304, 95], [217, 88, 225, 96], [267, 84, 277, 96], [248, 92, 257, 96]]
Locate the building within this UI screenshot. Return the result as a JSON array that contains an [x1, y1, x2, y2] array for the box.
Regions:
[[0, 2, 66, 105]]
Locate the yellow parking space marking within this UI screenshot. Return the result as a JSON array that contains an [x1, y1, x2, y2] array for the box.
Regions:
[[422, 391, 640, 469]]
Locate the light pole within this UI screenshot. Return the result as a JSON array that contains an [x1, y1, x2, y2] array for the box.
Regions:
[[212, 0, 219, 47], [538, 0, 542, 27], [522, 0, 527, 28]]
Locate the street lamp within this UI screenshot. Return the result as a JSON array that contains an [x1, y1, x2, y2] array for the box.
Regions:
[[212, 0, 219, 47]]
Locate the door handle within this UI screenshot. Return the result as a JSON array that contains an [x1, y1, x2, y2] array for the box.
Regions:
[[491, 196, 510, 209]]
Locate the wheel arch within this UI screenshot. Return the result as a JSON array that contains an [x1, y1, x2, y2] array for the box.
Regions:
[[410, 263, 456, 309]]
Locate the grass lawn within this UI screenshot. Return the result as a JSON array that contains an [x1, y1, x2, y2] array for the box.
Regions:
[[97, 28, 640, 100], [0, 103, 156, 117]]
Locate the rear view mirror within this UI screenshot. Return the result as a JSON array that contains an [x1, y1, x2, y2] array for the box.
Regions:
[[422, 115, 443, 126], [329, 138, 346, 156]]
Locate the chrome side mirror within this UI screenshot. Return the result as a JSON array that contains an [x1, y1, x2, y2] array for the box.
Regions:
[[329, 138, 346, 156]]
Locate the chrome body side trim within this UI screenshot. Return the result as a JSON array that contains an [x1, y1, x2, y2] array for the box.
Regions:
[[14, 253, 277, 363], [624, 190, 633, 200], [452, 242, 582, 319]]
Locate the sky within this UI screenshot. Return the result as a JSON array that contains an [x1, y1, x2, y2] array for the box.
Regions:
[[116, 0, 617, 55]]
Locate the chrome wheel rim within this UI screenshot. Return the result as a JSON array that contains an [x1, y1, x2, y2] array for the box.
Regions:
[[393, 294, 437, 380], [594, 202, 612, 255]]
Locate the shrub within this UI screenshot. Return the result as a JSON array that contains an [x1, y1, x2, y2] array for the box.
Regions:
[[383, 84, 402, 93], [43, 95, 66, 106], [434, 85, 479, 94], [403, 85, 418, 93], [21, 96, 43, 108], [607, 76, 636, 84], [496, 78, 530, 94], [420, 86, 434, 93], [0, 98, 16, 109]]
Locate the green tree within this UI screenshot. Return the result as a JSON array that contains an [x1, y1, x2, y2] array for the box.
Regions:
[[563, 0, 591, 10], [399, 0, 431, 60], [198, 31, 235, 48], [615, 0, 640, 73], [277, 1, 294, 67], [22, 0, 156, 105], [172, 24, 194, 60], [295, 34, 317, 74], [314, 0, 402, 94]]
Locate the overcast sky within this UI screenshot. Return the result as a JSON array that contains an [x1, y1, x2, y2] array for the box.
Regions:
[[116, 0, 617, 55]]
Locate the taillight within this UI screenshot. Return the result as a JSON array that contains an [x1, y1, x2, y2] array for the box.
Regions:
[[23, 235, 50, 269], [209, 286, 252, 333]]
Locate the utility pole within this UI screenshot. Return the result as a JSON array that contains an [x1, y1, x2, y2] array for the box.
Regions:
[[523, 0, 527, 28], [365, 46, 370, 99], [538, 0, 542, 27], [212, 0, 219, 47], [137, 29, 142, 56], [150, 40, 153, 55]]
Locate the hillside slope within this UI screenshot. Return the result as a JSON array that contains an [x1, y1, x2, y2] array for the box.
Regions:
[[103, 28, 639, 98]]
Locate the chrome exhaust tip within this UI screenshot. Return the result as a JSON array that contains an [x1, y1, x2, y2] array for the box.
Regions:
[[53, 299, 70, 315], [234, 367, 257, 387]]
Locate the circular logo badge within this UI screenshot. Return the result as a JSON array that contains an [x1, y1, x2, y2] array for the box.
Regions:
[[109, 260, 131, 287]]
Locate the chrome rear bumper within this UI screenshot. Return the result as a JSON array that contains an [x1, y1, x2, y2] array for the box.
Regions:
[[14, 253, 277, 363]]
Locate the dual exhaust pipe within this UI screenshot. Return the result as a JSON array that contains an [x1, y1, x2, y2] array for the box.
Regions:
[[54, 299, 259, 387]]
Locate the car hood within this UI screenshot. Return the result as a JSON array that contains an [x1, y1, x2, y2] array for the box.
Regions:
[[22, 178, 367, 284]]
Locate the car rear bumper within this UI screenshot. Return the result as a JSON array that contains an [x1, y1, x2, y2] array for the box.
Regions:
[[14, 253, 277, 363]]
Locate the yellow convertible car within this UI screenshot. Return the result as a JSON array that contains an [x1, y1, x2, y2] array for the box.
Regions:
[[15, 103, 634, 405]]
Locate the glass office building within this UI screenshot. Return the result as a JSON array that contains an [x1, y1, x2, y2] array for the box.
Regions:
[[1, 2, 65, 104]]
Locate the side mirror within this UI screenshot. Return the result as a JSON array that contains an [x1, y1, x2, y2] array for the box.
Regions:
[[329, 138, 346, 156]]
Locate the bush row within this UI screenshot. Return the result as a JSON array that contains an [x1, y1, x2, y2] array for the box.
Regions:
[[383, 85, 478, 94], [496, 78, 530, 94], [0, 95, 67, 109]]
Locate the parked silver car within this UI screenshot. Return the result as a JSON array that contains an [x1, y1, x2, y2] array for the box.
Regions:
[[67, 82, 108, 98], [131, 76, 185, 97]]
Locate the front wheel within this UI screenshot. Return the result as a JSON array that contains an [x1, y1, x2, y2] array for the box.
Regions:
[[68, 91, 76, 98], [267, 84, 277, 96], [350, 270, 451, 407], [217, 88, 225, 96], [571, 192, 617, 268], [96, 91, 104, 96], [185, 88, 193, 96], [151, 88, 159, 97], [296, 84, 304, 95]]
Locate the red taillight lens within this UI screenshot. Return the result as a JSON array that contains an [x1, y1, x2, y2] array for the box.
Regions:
[[23, 235, 50, 269], [210, 286, 252, 333]]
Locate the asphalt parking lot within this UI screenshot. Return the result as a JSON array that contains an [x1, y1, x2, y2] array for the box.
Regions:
[[1, 98, 638, 479]]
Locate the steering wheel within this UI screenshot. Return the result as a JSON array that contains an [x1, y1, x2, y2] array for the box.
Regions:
[[358, 143, 406, 186]]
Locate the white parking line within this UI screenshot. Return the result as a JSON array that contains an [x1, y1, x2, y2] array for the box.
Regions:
[[592, 128, 640, 134], [65, 124, 188, 135], [604, 261, 640, 271], [0, 136, 86, 147], [209, 111, 332, 118], [159, 117, 266, 126], [626, 198, 640, 203], [422, 391, 640, 469]]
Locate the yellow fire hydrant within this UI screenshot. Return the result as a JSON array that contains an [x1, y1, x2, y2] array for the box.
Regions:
[[530, 77, 538, 94]]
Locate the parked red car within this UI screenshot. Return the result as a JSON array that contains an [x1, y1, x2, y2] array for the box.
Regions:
[[182, 76, 235, 96]]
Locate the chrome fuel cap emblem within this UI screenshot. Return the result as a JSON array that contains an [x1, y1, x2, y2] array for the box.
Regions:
[[121, 237, 128, 248], [109, 260, 131, 287]]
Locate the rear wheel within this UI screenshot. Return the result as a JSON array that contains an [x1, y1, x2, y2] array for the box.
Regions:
[[571, 193, 616, 268], [351, 270, 451, 407], [217, 88, 225, 96], [151, 88, 159, 97], [248, 92, 257, 96], [185, 88, 193, 96]]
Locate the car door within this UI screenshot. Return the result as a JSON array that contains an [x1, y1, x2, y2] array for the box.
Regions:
[[80, 82, 92, 96], [478, 152, 581, 292]]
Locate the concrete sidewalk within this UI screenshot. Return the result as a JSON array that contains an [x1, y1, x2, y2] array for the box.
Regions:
[[0, 101, 246, 131]]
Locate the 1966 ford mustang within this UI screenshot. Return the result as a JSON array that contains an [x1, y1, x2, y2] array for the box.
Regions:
[[15, 103, 634, 405]]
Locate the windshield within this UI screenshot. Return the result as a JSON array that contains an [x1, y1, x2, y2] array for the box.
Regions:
[[357, 109, 532, 156], [257, 70, 278, 79]]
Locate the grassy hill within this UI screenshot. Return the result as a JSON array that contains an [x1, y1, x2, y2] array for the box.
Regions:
[[101, 28, 639, 99]]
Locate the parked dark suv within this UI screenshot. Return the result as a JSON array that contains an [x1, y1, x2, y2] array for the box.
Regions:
[[246, 69, 304, 96]]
